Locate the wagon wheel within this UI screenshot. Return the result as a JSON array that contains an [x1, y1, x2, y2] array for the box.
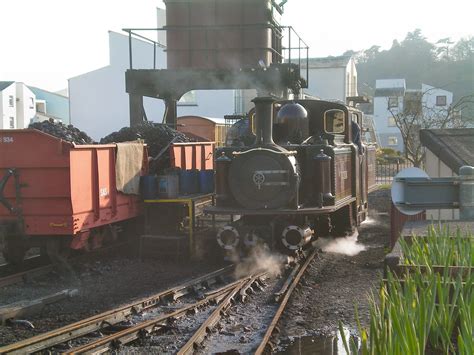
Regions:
[[2, 238, 27, 266]]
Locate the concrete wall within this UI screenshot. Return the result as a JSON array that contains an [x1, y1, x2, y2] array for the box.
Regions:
[[424, 148, 459, 220], [305, 67, 345, 101], [69, 31, 167, 140], [0, 84, 16, 129], [69, 30, 236, 141], [421, 84, 454, 117]]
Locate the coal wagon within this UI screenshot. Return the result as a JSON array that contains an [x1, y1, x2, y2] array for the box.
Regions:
[[0, 129, 148, 264]]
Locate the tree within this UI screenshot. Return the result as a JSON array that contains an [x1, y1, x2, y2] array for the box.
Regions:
[[451, 36, 474, 61], [435, 37, 454, 61], [388, 87, 474, 167]]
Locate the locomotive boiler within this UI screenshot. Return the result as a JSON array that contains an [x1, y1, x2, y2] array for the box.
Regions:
[[207, 97, 377, 254]]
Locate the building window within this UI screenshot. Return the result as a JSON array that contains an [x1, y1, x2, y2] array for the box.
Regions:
[[388, 97, 398, 108], [9, 117, 15, 129], [436, 95, 447, 106], [388, 136, 398, 146], [29, 97, 34, 109], [8, 95, 14, 107], [388, 117, 397, 127]]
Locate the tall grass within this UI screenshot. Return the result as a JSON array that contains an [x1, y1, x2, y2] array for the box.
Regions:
[[341, 227, 474, 354], [400, 226, 474, 267]]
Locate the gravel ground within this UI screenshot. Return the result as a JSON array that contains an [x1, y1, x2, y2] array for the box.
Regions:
[[277, 188, 391, 349], [0, 188, 391, 352]]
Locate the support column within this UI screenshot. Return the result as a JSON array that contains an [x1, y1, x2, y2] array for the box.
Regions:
[[129, 94, 144, 127], [164, 99, 178, 129]]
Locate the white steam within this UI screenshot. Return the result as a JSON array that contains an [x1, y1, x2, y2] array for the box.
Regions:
[[233, 245, 285, 279], [315, 234, 366, 256]]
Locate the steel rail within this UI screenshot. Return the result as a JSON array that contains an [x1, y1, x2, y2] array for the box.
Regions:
[[255, 249, 317, 355], [65, 276, 254, 354], [178, 273, 266, 355], [0, 265, 234, 354]]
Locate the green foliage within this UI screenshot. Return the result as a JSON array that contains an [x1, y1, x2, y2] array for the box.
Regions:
[[340, 227, 474, 354], [356, 29, 474, 117]]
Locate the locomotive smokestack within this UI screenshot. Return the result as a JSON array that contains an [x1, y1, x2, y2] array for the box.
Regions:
[[252, 97, 275, 146]]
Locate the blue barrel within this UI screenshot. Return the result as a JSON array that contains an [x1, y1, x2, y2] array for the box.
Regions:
[[179, 170, 199, 195], [199, 170, 214, 193], [141, 175, 157, 199]]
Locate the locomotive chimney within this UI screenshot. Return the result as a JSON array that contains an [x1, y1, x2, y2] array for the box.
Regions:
[[252, 96, 275, 146]]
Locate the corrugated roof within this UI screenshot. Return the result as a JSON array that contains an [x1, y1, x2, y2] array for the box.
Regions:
[[420, 128, 474, 172], [301, 55, 352, 69], [0, 81, 14, 91]]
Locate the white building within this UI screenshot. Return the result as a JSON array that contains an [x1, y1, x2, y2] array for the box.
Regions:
[[0, 81, 36, 129], [302, 55, 358, 102], [69, 9, 235, 141], [373, 79, 453, 152]]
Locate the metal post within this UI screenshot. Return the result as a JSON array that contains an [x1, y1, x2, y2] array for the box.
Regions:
[[288, 27, 291, 65], [153, 42, 157, 70], [128, 31, 133, 70], [459, 166, 474, 220]]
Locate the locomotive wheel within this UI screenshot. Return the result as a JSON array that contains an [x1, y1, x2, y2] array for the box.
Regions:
[[331, 205, 355, 236]]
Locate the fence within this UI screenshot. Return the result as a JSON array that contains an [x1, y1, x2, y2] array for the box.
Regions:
[[376, 160, 414, 185]]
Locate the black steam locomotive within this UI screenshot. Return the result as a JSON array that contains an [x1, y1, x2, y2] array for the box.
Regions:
[[206, 97, 376, 254]]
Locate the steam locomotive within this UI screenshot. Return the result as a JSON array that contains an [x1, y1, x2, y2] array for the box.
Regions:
[[206, 97, 376, 254]]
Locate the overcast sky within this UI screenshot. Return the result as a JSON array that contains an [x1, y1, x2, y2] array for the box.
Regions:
[[0, 0, 472, 92]]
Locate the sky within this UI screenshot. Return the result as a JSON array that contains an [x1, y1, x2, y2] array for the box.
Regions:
[[0, 0, 472, 92]]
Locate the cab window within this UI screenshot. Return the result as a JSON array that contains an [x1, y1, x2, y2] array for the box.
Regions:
[[324, 109, 345, 134]]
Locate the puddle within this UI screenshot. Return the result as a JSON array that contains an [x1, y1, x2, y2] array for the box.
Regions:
[[277, 328, 359, 355]]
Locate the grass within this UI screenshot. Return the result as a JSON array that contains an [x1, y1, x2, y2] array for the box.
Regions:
[[341, 227, 474, 354]]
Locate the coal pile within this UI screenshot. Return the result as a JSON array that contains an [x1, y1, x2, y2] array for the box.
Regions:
[[29, 120, 95, 144], [101, 122, 191, 173]]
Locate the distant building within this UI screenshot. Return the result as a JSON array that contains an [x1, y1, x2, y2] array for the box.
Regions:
[[177, 116, 228, 146], [0, 81, 69, 130], [302, 55, 358, 103], [420, 128, 474, 220], [0, 81, 36, 129], [29, 86, 69, 124], [373, 79, 453, 152]]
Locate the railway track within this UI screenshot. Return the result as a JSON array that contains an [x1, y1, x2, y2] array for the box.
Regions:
[[1, 249, 317, 354], [177, 249, 317, 354], [0, 265, 235, 354], [255, 248, 317, 354]]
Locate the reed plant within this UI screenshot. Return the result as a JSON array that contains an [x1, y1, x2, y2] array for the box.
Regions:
[[400, 226, 474, 267], [340, 227, 474, 354]]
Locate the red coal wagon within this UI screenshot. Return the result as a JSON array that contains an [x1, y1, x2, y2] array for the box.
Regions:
[[0, 129, 148, 264]]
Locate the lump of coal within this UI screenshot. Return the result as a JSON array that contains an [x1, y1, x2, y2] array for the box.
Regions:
[[100, 122, 191, 174], [29, 119, 95, 145]]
